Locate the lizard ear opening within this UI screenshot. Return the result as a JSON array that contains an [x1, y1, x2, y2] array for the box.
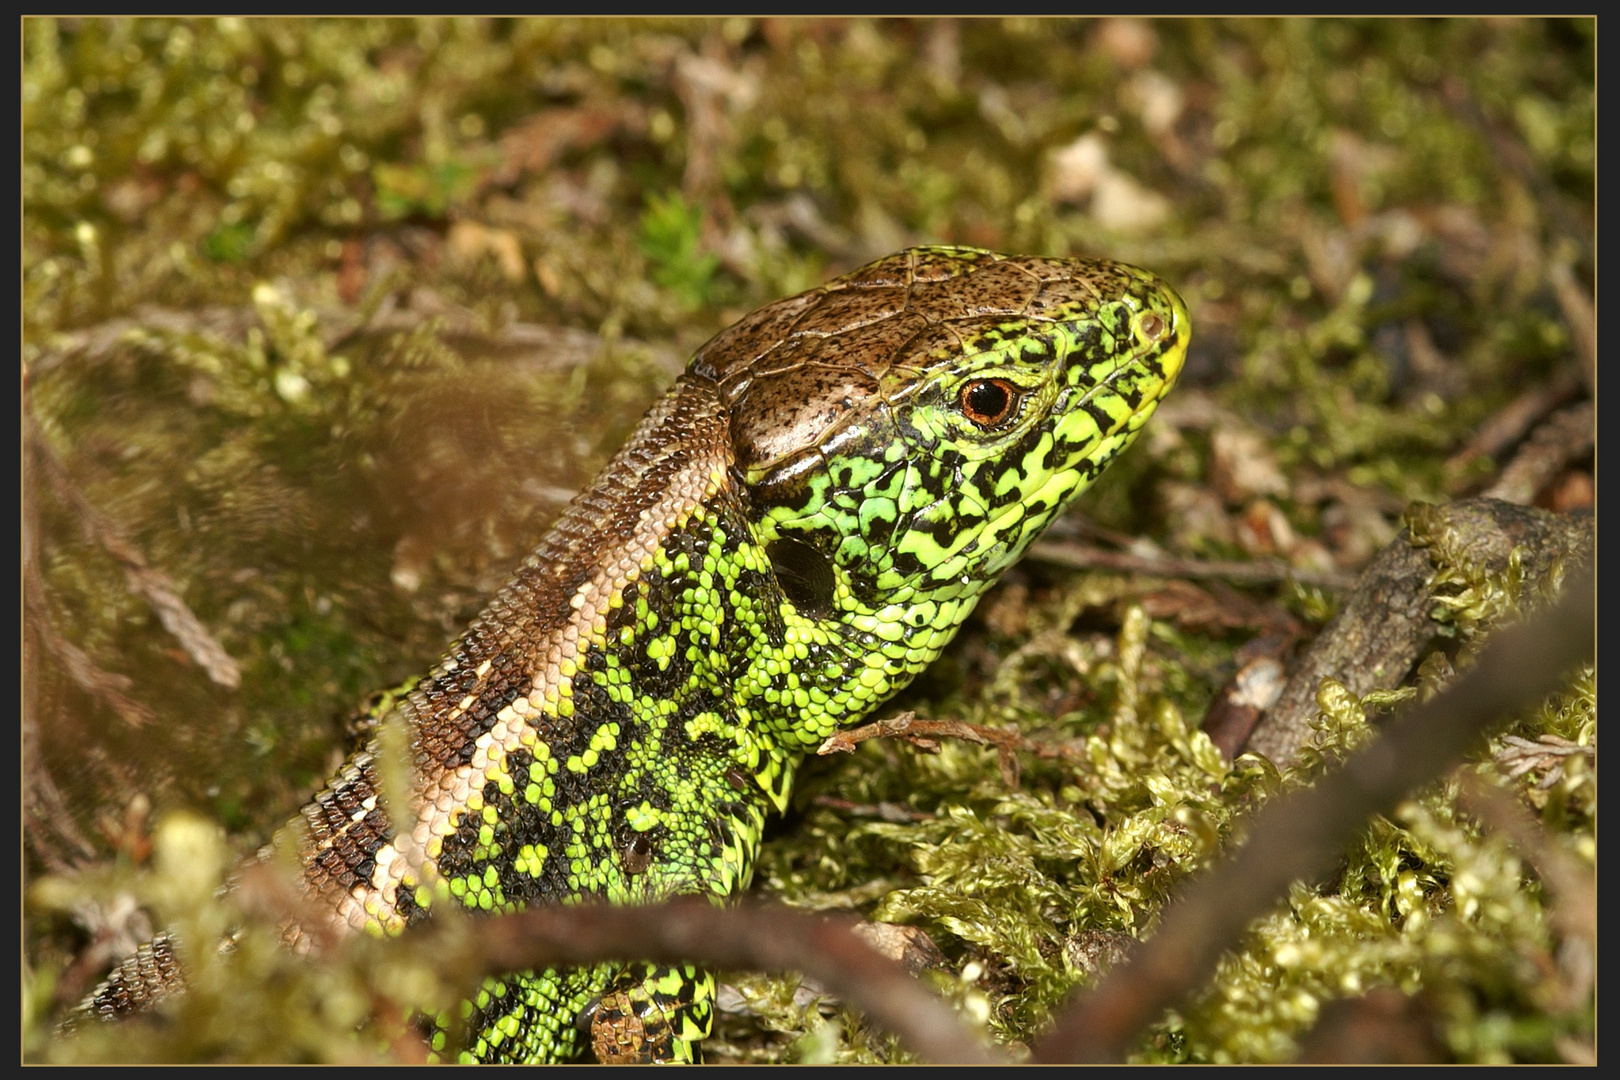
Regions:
[[767, 537, 836, 619]]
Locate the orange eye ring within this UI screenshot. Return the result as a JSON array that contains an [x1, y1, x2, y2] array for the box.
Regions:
[[958, 377, 1020, 428]]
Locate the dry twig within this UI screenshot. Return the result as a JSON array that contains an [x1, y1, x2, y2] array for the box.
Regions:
[[1443, 369, 1584, 484], [818, 710, 1086, 787], [1482, 401, 1594, 506], [1490, 733, 1594, 790], [818, 710, 1083, 762], [24, 573, 154, 730]]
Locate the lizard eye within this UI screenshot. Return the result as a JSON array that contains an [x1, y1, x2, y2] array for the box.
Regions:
[[957, 378, 1020, 429]]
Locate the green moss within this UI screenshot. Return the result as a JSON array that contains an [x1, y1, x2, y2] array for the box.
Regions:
[[26, 16, 1591, 1064]]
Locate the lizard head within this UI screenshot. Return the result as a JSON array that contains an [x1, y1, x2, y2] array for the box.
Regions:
[[693, 245, 1189, 630]]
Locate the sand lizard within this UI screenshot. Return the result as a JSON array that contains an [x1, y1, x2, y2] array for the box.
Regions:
[[81, 246, 1190, 1062]]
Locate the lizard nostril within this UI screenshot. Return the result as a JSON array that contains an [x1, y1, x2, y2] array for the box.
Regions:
[[1138, 312, 1166, 341]]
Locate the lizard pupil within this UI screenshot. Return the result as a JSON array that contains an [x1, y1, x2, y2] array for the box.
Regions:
[[959, 378, 1017, 428]]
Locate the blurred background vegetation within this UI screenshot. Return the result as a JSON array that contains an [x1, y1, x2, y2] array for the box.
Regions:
[[23, 17, 1594, 1064]]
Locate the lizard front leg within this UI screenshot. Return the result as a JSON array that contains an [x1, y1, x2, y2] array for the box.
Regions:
[[584, 962, 715, 1064], [444, 965, 610, 1063]]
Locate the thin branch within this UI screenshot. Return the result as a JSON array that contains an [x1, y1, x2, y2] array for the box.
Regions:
[[23, 305, 260, 379], [1444, 368, 1584, 482], [1482, 401, 1594, 506], [22, 755, 101, 874], [1027, 541, 1357, 592], [458, 897, 1004, 1065], [818, 710, 1088, 788], [1032, 567, 1593, 1063], [31, 426, 241, 689], [817, 710, 1084, 764]]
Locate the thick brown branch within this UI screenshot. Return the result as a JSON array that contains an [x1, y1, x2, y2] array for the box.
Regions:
[[460, 897, 1003, 1064], [1245, 498, 1592, 769], [1032, 567, 1593, 1063]]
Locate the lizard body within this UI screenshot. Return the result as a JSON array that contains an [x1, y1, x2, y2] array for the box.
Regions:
[[82, 246, 1190, 1062]]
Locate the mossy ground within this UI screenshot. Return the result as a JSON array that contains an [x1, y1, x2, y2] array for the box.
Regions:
[[24, 17, 1593, 1063]]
